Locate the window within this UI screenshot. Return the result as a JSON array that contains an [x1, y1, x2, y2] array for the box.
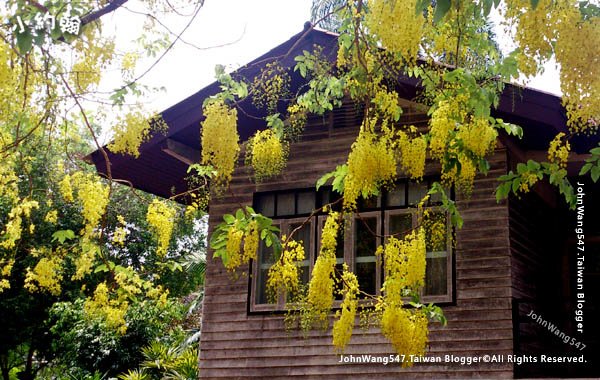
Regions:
[[250, 181, 453, 312]]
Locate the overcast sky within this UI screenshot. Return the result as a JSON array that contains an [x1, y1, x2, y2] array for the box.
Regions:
[[101, 0, 562, 115]]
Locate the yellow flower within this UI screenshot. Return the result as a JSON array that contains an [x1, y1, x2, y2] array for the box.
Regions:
[[344, 118, 396, 210], [267, 238, 305, 301], [201, 100, 240, 191], [547, 132, 570, 168], [366, 0, 425, 62], [146, 199, 176, 257], [24, 256, 63, 296], [332, 268, 359, 352], [246, 129, 288, 181]]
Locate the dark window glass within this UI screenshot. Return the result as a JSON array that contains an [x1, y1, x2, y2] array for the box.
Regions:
[[276, 192, 295, 216], [408, 181, 428, 205], [388, 213, 412, 238], [355, 217, 377, 296], [297, 191, 316, 214], [386, 183, 406, 207], [256, 238, 277, 304], [424, 253, 448, 296], [256, 194, 275, 217]]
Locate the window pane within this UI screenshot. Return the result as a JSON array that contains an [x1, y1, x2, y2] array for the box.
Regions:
[[355, 217, 377, 257], [388, 213, 412, 238], [276, 192, 295, 216], [355, 217, 377, 297], [297, 191, 316, 214], [256, 194, 275, 217], [424, 253, 448, 296], [386, 183, 406, 207], [255, 239, 277, 304], [408, 181, 428, 205]]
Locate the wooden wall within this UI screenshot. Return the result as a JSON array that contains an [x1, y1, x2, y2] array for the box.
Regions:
[[199, 120, 515, 379]]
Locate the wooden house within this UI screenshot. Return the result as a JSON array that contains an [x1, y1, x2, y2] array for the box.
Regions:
[[90, 26, 599, 379]]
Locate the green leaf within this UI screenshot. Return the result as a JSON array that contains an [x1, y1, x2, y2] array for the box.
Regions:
[[223, 214, 235, 224], [579, 162, 593, 176], [483, 0, 493, 15], [434, 0, 451, 23], [591, 166, 600, 182], [530, 0, 540, 9], [52, 229, 76, 244], [16, 31, 33, 54]]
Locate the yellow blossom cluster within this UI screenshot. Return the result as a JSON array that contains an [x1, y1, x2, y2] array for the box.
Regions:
[[44, 210, 58, 224], [332, 267, 359, 352], [201, 100, 240, 191], [285, 103, 307, 141], [518, 171, 541, 193], [556, 17, 599, 131], [243, 220, 260, 264], [222, 219, 259, 272], [374, 228, 429, 363], [380, 306, 429, 366], [429, 98, 493, 195], [504, 0, 598, 131], [366, 0, 425, 61], [60, 172, 110, 238], [0, 259, 14, 292], [24, 255, 64, 296], [442, 153, 477, 194], [429, 99, 461, 160], [378, 228, 426, 302], [109, 112, 168, 158], [457, 118, 497, 158], [373, 88, 402, 121], [72, 240, 99, 281], [120, 51, 140, 79], [112, 215, 129, 246], [423, 211, 447, 252], [70, 28, 115, 92], [0, 199, 39, 250], [344, 118, 397, 209], [267, 238, 305, 301], [246, 129, 289, 181], [547, 132, 570, 168], [146, 199, 177, 257], [252, 62, 291, 112], [398, 131, 427, 180], [84, 282, 129, 335], [305, 212, 340, 325]]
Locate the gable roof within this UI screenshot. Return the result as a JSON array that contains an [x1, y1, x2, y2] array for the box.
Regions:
[[89, 25, 596, 200]]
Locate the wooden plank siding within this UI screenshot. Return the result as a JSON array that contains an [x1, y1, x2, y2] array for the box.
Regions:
[[199, 121, 514, 379]]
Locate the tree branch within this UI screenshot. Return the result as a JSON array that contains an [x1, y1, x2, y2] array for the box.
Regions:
[[80, 0, 129, 26]]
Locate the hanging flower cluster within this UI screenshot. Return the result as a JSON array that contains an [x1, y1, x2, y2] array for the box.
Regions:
[[366, 0, 425, 62], [547, 132, 570, 168], [246, 129, 289, 181], [332, 267, 359, 352], [305, 212, 340, 325], [267, 238, 305, 301], [201, 100, 240, 191], [344, 118, 397, 209], [146, 199, 177, 257]]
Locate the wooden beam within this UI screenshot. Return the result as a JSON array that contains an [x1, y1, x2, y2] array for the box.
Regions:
[[161, 138, 201, 166]]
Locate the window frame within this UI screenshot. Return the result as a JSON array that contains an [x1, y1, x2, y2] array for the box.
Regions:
[[249, 183, 455, 313], [249, 216, 315, 312]]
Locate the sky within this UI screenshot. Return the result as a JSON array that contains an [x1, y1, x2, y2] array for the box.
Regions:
[[100, 0, 562, 116]]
